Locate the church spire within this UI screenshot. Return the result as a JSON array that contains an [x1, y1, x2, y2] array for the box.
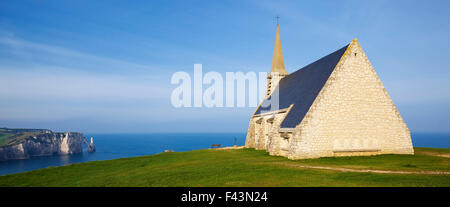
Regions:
[[266, 23, 289, 97], [270, 24, 288, 75]]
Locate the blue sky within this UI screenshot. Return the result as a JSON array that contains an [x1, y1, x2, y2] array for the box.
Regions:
[[0, 0, 449, 133]]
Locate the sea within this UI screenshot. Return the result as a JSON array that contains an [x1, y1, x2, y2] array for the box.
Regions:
[[0, 132, 448, 176]]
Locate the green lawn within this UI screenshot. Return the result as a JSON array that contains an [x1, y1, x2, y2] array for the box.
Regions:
[[0, 128, 50, 147], [0, 132, 13, 146], [0, 147, 449, 187]]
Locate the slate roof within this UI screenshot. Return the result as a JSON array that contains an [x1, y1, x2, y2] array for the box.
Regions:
[[254, 44, 349, 128]]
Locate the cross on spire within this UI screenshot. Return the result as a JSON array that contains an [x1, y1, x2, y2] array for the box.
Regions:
[[276, 15, 280, 25]]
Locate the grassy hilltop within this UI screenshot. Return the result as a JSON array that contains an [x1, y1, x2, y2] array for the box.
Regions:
[[0, 147, 449, 187], [0, 128, 51, 147]]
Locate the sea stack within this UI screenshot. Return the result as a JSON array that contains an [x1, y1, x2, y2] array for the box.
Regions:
[[88, 137, 96, 153]]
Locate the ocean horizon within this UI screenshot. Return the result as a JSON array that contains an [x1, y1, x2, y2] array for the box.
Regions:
[[0, 132, 448, 176]]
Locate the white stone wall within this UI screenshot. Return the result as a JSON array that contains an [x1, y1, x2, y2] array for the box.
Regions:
[[245, 111, 289, 155], [245, 120, 256, 148], [287, 39, 413, 159]]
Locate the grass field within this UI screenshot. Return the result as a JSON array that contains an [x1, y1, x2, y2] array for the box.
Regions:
[[0, 128, 35, 146], [0, 133, 13, 146], [0, 147, 449, 187], [0, 128, 48, 147]]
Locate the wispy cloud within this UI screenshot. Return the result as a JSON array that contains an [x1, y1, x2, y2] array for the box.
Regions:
[[0, 36, 165, 74]]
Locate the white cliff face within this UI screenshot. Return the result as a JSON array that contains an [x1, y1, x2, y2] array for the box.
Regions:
[[0, 132, 88, 161], [60, 133, 70, 154], [16, 144, 25, 155]]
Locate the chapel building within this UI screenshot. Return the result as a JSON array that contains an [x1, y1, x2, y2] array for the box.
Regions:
[[245, 24, 414, 159]]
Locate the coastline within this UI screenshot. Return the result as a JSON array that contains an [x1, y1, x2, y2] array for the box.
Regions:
[[0, 147, 448, 187], [0, 132, 448, 176]]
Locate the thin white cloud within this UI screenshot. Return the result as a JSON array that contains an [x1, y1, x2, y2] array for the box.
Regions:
[[0, 36, 164, 73]]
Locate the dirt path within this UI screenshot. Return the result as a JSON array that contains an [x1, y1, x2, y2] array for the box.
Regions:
[[417, 151, 450, 158], [215, 147, 449, 175], [279, 163, 450, 175], [214, 146, 245, 150]]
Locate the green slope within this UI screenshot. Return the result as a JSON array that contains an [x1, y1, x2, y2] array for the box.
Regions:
[[0, 147, 449, 187], [0, 128, 51, 147], [0, 133, 13, 146]]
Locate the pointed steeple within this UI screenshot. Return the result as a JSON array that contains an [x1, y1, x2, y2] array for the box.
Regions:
[[270, 24, 288, 75], [266, 24, 289, 97]]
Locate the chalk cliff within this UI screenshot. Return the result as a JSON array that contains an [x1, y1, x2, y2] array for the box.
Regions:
[[0, 130, 89, 161]]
